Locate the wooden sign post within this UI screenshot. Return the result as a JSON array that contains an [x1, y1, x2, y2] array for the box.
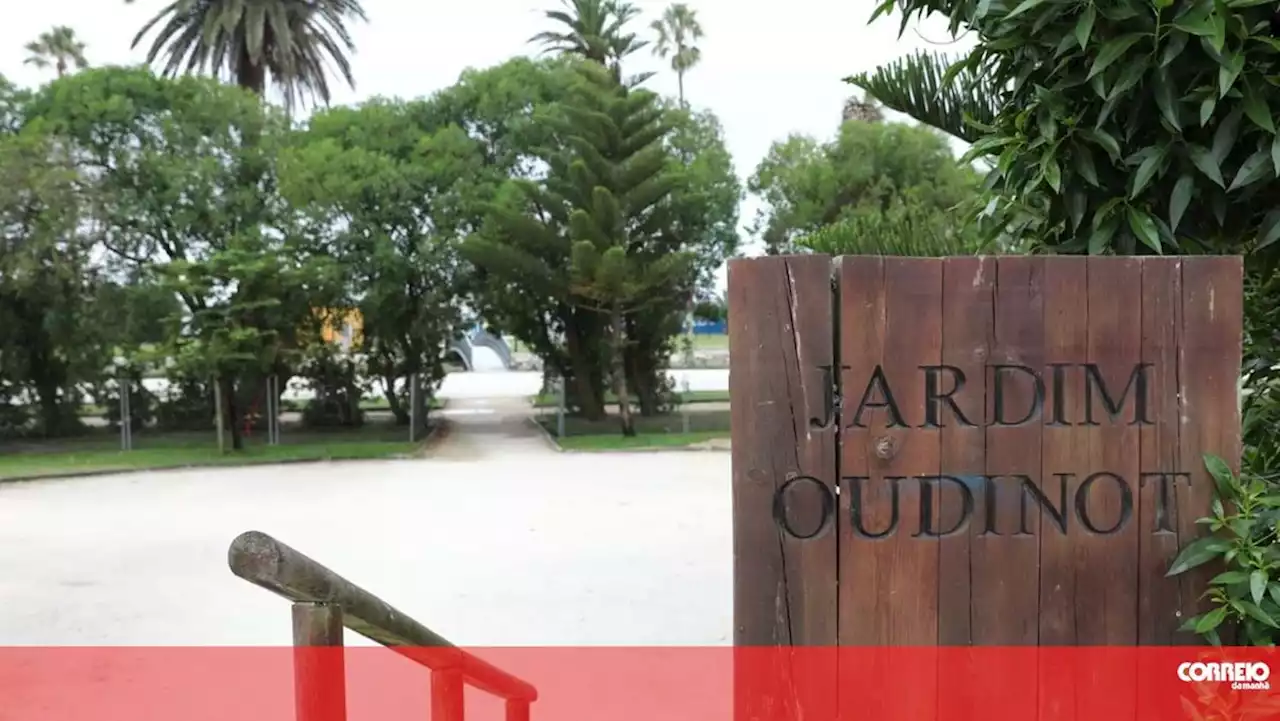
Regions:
[[729, 255, 1242, 719]]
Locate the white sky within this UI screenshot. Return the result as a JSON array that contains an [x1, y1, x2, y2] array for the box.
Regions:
[[1, 1, 974, 290]]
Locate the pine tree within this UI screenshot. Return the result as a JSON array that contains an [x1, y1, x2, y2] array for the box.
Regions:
[[465, 61, 694, 435]]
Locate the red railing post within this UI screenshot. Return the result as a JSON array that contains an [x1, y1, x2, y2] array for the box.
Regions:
[[505, 699, 531, 721], [292, 602, 347, 721], [432, 668, 465, 721]]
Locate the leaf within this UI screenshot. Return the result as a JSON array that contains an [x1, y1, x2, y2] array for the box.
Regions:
[[1242, 78, 1276, 133], [1167, 535, 1232, 576], [1219, 50, 1245, 98], [1270, 582, 1280, 607], [1173, 5, 1217, 36], [1241, 599, 1279, 628], [1259, 210, 1280, 250], [1074, 145, 1100, 186], [1042, 155, 1062, 192], [1252, 570, 1268, 605], [1084, 128, 1122, 161], [1204, 454, 1235, 496], [1170, 174, 1195, 231], [1130, 147, 1168, 198], [1212, 108, 1244, 165], [1088, 216, 1118, 254], [1127, 207, 1162, 252], [1210, 570, 1250, 585], [1194, 606, 1228, 633], [1160, 31, 1190, 67], [1200, 95, 1217, 126], [1273, 134, 1280, 176], [1067, 188, 1086, 230], [1005, 0, 1050, 20], [1108, 61, 1147, 102], [1075, 5, 1096, 49], [1229, 149, 1272, 192], [1189, 145, 1226, 186], [1089, 34, 1146, 80], [1154, 72, 1182, 130]]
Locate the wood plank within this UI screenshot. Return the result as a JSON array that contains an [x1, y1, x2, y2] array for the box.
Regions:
[[728, 254, 838, 721], [937, 256, 994, 645], [1036, 257, 1087, 721], [936, 256, 993, 721], [973, 256, 1044, 645], [1038, 256, 1088, 647], [836, 255, 886, 647], [1078, 257, 1142, 646], [1175, 257, 1243, 643], [1137, 257, 1184, 645], [838, 256, 941, 721]]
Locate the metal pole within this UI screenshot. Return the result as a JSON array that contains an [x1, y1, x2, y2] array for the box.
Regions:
[[681, 378, 691, 434], [269, 375, 279, 445], [117, 370, 128, 451], [408, 373, 417, 443], [556, 376, 566, 439]]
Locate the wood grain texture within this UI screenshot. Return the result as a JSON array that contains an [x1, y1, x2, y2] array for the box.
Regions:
[[974, 256, 1044, 646], [729, 254, 837, 721]]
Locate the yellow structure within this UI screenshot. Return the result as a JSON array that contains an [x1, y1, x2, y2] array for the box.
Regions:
[[315, 308, 364, 350]]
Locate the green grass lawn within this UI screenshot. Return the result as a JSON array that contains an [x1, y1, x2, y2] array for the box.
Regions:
[[537, 408, 730, 450], [531, 389, 729, 408], [0, 422, 423, 480], [690, 333, 729, 350], [556, 430, 729, 451]]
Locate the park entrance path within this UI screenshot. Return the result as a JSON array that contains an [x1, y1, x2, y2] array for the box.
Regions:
[[428, 396, 552, 459], [0, 372, 731, 647]]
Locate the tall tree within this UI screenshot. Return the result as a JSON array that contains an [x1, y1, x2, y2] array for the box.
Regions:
[[530, 0, 649, 84], [126, 0, 367, 109], [749, 120, 980, 254], [466, 62, 694, 435], [24, 26, 89, 79], [281, 99, 480, 425], [649, 3, 703, 107], [30, 67, 336, 450]]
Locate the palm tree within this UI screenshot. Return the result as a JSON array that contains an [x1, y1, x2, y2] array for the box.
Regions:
[[530, 0, 648, 83], [649, 3, 702, 107], [24, 26, 89, 78], [126, 0, 368, 111]]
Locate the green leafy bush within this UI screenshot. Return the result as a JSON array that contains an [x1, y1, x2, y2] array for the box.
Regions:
[[796, 200, 988, 256], [1168, 454, 1280, 645], [872, 0, 1280, 257]]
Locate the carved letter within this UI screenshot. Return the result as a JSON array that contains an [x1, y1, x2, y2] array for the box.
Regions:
[[1075, 472, 1134, 534], [916, 475, 974, 537], [847, 476, 902, 539], [992, 365, 1045, 426], [1083, 363, 1153, 426], [1046, 363, 1072, 426], [921, 365, 974, 428], [1020, 474, 1069, 535], [773, 475, 835, 540], [847, 366, 907, 428], [1139, 472, 1191, 534]]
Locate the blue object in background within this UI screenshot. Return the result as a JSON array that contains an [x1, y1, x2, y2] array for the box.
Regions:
[[692, 320, 727, 335]]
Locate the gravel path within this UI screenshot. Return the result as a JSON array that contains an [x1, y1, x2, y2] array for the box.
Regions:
[[0, 384, 732, 646]]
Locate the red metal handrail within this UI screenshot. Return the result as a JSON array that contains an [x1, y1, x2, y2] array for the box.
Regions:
[[228, 530, 537, 721]]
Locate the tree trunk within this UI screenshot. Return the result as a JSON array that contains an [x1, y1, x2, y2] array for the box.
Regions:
[[609, 305, 635, 437], [221, 376, 244, 450], [383, 373, 409, 425], [678, 71, 685, 108], [565, 320, 605, 421]]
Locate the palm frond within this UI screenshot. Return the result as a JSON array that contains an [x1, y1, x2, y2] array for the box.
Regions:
[[844, 50, 1000, 144]]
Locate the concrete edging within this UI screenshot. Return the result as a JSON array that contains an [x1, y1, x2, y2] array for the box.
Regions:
[[526, 416, 565, 452]]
